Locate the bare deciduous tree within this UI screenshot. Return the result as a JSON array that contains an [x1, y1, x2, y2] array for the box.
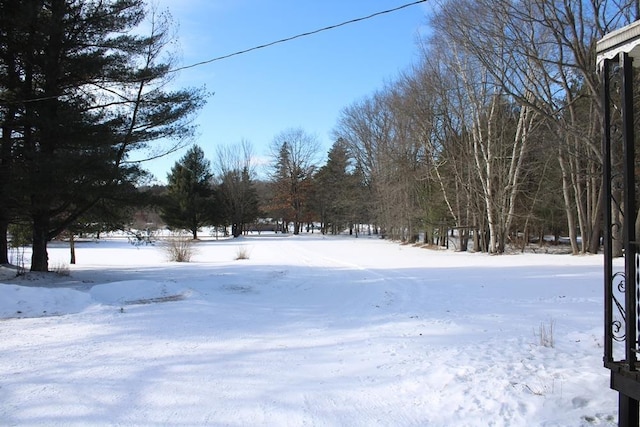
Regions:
[[430, 0, 635, 253], [334, 86, 428, 242], [268, 128, 320, 235], [420, 8, 539, 253], [213, 140, 259, 237]]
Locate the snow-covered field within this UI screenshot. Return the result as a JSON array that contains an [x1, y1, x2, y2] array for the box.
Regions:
[[0, 234, 618, 426]]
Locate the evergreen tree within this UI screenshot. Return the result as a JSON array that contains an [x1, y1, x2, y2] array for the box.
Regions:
[[268, 129, 319, 234], [268, 142, 295, 232], [161, 145, 216, 239], [0, 0, 206, 271], [313, 139, 353, 234]]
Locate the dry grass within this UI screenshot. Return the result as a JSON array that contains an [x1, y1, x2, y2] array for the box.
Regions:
[[163, 235, 194, 262], [51, 261, 70, 276], [235, 245, 251, 260], [535, 319, 555, 348]]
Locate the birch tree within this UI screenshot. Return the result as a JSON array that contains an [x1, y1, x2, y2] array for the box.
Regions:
[[420, 13, 538, 253], [430, 0, 635, 253], [402, 49, 480, 250]]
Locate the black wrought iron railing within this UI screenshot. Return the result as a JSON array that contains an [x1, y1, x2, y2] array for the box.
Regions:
[[598, 20, 640, 426]]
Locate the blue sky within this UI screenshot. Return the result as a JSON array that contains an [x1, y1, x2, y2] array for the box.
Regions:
[[140, 1, 430, 183]]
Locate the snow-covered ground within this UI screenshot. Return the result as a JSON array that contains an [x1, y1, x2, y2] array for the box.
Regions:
[[0, 234, 618, 426]]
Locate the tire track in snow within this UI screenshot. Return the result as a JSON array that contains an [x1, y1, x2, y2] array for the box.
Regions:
[[273, 237, 430, 315], [270, 239, 560, 426]]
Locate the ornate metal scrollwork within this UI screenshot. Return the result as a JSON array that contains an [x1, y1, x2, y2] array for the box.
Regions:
[[612, 271, 627, 343], [598, 25, 640, 424]]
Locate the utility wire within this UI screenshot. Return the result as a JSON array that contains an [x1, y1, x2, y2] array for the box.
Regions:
[[0, 0, 426, 105], [169, 0, 427, 74]]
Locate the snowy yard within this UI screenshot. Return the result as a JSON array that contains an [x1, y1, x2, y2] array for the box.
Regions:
[[0, 234, 618, 426]]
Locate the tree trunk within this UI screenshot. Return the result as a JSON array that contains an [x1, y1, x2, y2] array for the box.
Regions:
[[588, 188, 603, 254], [31, 215, 49, 272], [0, 219, 8, 264], [69, 233, 76, 264], [460, 228, 469, 252], [558, 150, 580, 254]]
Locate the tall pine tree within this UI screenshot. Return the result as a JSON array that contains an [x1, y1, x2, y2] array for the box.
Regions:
[[0, 0, 206, 271], [161, 145, 216, 239]]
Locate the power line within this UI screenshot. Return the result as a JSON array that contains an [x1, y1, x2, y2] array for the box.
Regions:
[[0, 0, 427, 105], [169, 0, 427, 74]]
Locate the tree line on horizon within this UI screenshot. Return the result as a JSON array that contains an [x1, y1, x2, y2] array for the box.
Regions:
[[203, 0, 636, 257], [146, 132, 366, 241], [1, 0, 638, 273]]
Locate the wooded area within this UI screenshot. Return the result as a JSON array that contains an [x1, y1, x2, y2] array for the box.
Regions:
[[331, 0, 638, 254], [260, 0, 638, 255], [1, 0, 638, 272]]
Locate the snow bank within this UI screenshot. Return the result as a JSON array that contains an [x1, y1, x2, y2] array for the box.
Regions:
[[0, 284, 92, 318]]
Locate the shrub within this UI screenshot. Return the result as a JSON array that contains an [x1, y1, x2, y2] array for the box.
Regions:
[[235, 245, 251, 260], [164, 235, 194, 262]]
